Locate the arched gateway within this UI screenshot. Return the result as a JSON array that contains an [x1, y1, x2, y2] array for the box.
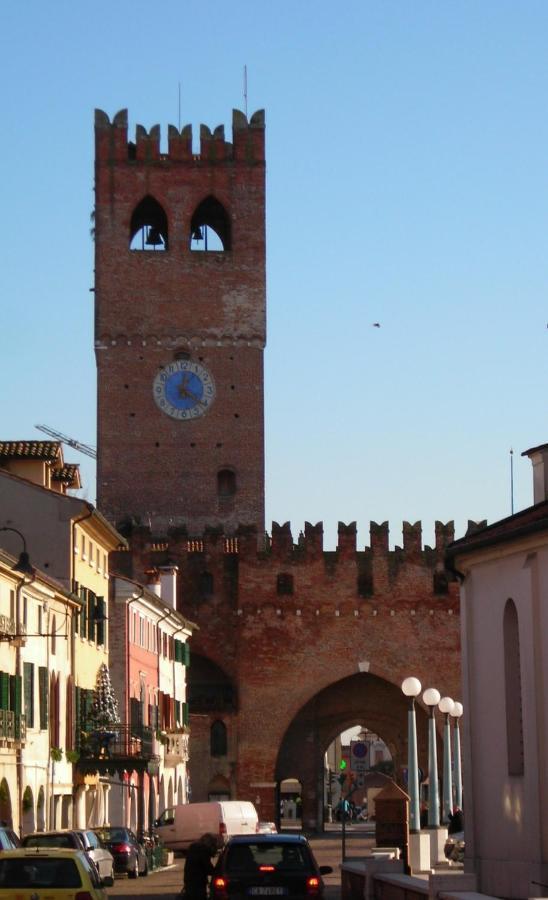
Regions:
[[118, 517, 461, 829]]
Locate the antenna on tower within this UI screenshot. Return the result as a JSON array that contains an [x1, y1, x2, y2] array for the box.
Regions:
[[243, 64, 248, 118], [510, 448, 514, 515], [178, 82, 181, 131]]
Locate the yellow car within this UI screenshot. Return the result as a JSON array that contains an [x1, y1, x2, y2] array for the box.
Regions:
[[0, 846, 113, 899]]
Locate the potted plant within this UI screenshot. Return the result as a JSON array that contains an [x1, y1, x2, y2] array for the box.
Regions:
[[50, 746, 63, 762]]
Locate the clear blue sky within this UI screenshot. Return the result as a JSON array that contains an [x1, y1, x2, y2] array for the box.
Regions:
[[2, 1, 546, 548]]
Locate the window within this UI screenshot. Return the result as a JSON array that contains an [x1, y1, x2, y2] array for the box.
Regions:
[[199, 571, 214, 597], [277, 573, 294, 595], [81, 534, 86, 559], [38, 668, 48, 730], [51, 615, 56, 655], [130, 195, 168, 251], [190, 196, 231, 252], [217, 468, 236, 498], [23, 662, 34, 729], [89, 543, 94, 566], [211, 720, 227, 757], [504, 598, 524, 775]]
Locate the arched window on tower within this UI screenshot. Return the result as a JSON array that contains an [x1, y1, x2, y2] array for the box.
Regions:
[[190, 196, 231, 252], [503, 598, 524, 775], [217, 468, 237, 498], [210, 719, 228, 757], [130, 195, 168, 251]]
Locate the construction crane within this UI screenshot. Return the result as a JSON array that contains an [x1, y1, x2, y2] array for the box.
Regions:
[[35, 424, 97, 460]]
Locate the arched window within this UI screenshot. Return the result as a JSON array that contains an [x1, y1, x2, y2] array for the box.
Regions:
[[277, 573, 294, 596], [504, 598, 524, 775], [211, 720, 228, 757], [190, 196, 231, 251], [217, 469, 236, 498], [130, 195, 168, 251]]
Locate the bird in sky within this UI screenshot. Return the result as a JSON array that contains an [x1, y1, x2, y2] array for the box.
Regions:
[[372, 322, 381, 328]]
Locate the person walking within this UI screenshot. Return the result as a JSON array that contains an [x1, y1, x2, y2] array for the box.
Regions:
[[181, 833, 218, 900]]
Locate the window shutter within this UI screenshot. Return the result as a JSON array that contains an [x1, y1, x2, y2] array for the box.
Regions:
[[39, 669, 49, 730], [23, 663, 34, 728], [95, 596, 105, 646], [182, 702, 190, 727], [183, 643, 190, 667], [79, 587, 87, 637], [87, 591, 96, 642], [0, 673, 9, 710], [10, 675, 22, 715]]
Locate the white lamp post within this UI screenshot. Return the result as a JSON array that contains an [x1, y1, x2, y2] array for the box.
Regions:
[[401, 676, 422, 832], [451, 701, 463, 810], [438, 696, 454, 823], [422, 688, 441, 828]]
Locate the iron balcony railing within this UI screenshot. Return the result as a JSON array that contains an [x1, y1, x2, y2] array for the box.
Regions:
[[78, 723, 154, 760], [0, 709, 26, 742]]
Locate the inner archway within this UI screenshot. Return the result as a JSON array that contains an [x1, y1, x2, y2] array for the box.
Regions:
[[275, 671, 430, 831]]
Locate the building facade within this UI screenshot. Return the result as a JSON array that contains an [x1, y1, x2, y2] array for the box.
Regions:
[[447, 443, 548, 898]]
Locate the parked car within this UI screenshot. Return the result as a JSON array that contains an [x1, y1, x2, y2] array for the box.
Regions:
[[0, 846, 113, 899], [0, 827, 20, 851], [211, 834, 333, 900], [93, 825, 148, 878], [21, 830, 85, 853], [256, 821, 277, 834], [73, 828, 114, 879]]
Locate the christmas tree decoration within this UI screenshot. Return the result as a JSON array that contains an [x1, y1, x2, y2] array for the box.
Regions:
[[90, 663, 120, 730]]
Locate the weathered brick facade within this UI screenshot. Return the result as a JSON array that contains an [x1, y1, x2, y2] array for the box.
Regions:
[[96, 108, 462, 829], [94, 108, 266, 534]]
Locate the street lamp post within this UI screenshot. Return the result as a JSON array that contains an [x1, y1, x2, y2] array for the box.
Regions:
[[451, 702, 463, 811], [401, 676, 421, 833], [422, 687, 441, 829], [438, 696, 454, 824]]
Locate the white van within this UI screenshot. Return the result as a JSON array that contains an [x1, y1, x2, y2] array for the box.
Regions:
[[154, 800, 259, 851]]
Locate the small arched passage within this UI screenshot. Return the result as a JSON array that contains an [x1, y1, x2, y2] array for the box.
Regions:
[[274, 671, 432, 831]]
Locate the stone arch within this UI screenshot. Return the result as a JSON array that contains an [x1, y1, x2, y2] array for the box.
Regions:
[[37, 786, 46, 831], [207, 773, 231, 801], [177, 776, 184, 805], [0, 779, 12, 828], [274, 671, 431, 831], [167, 776, 174, 808], [22, 786, 35, 834]]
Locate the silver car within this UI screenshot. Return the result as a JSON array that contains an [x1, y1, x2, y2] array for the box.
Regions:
[[73, 829, 114, 879]]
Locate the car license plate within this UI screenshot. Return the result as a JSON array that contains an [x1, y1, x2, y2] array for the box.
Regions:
[[248, 888, 287, 895]]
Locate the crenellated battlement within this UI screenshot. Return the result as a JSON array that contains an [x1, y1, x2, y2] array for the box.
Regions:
[[111, 519, 484, 613], [94, 107, 265, 165]]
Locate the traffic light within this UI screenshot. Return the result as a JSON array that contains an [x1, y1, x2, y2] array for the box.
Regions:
[[338, 759, 347, 785]]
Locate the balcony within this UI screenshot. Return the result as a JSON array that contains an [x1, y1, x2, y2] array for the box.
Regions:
[[76, 724, 159, 777], [0, 710, 26, 744], [159, 727, 190, 766], [0, 617, 26, 646]]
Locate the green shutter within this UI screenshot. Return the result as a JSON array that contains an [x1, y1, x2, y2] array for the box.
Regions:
[[39, 668, 48, 730], [0, 673, 9, 710], [95, 596, 105, 646], [182, 702, 189, 727], [183, 642, 190, 667], [9, 675, 22, 715], [23, 663, 34, 728], [79, 587, 87, 637], [87, 591, 95, 642]]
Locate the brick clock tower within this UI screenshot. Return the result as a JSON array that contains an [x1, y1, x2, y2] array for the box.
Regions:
[[94, 107, 266, 535]]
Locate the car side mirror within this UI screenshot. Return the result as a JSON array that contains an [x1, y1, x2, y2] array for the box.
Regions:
[[319, 866, 333, 875], [101, 875, 114, 888]]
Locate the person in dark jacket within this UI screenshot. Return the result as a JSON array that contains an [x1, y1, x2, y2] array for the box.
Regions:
[[181, 833, 218, 900]]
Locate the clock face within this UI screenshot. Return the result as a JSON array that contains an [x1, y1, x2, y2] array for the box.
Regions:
[[153, 360, 216, 420]]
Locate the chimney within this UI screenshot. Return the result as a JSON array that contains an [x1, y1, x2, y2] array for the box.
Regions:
[[522, 443, 548, 504], [159, 565, 178, 609], [145, 569, 161, 597]]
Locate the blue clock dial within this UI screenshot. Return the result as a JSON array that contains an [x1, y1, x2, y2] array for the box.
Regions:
[[153, 360, 216, 420]]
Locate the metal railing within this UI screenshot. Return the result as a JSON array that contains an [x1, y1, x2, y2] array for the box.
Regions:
[[0, 709, 26, 742], [78, 723, 154, 760]]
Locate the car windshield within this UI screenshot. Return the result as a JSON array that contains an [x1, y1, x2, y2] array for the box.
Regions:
[[226, 842, 309, 872], [0, 857, 82, 888], [95, 827, 129, 842], [23, 834, 77, 848]]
